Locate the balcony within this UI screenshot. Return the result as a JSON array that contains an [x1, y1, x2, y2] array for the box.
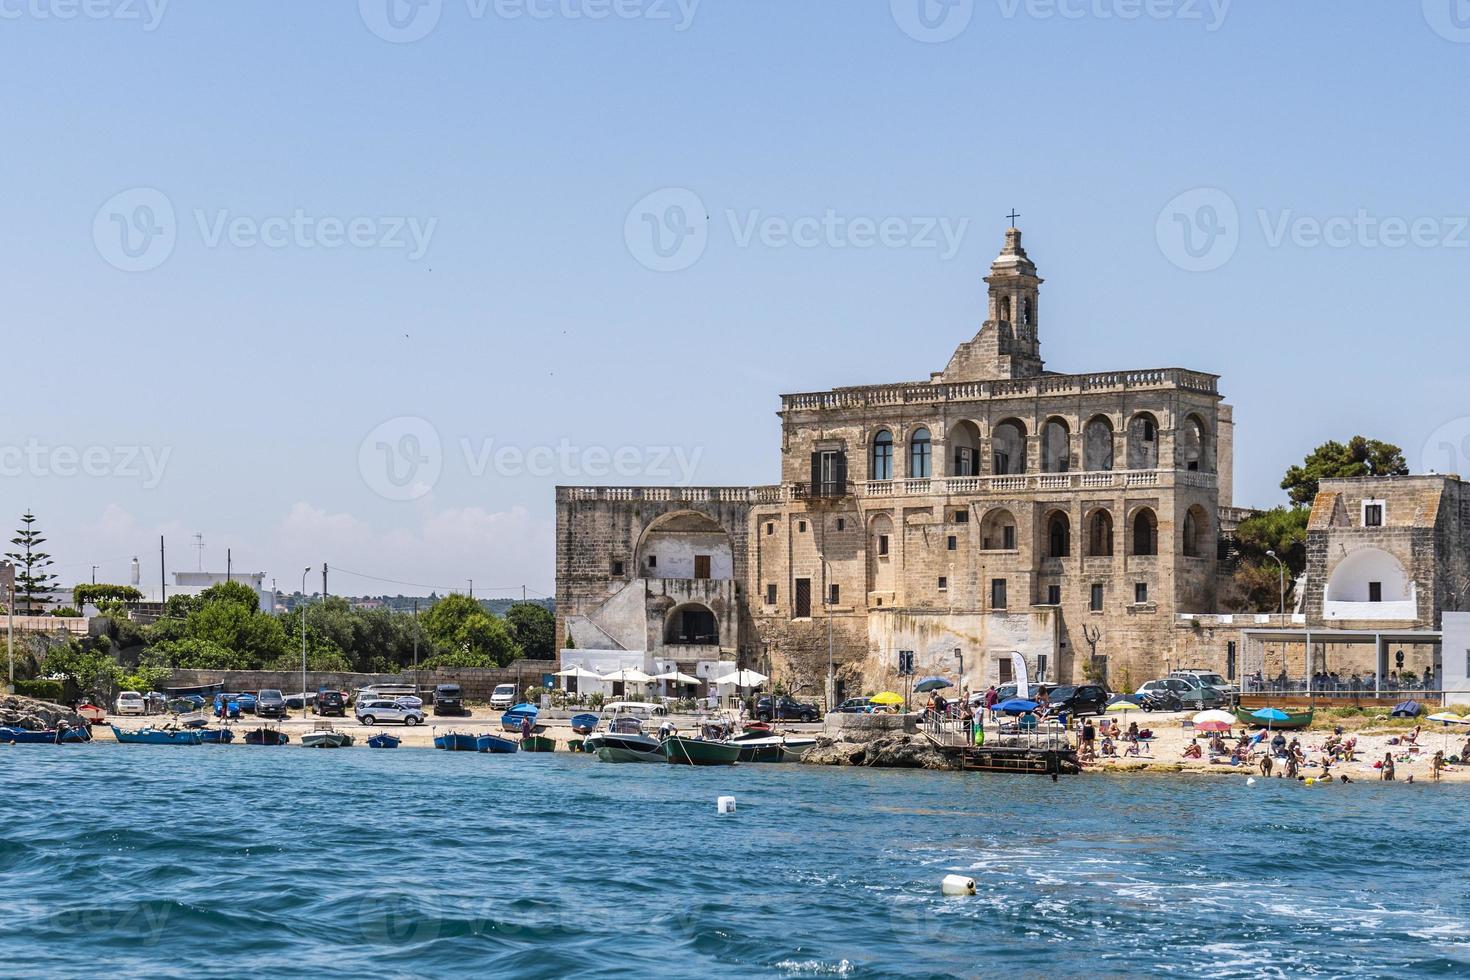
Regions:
[[863, 469, 1208, 497]]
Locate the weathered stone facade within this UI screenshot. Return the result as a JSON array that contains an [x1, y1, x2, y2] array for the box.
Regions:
[[555, 227, 1240, 700]]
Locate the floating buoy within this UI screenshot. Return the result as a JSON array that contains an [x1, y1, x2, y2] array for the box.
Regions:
[[717, 795, 736, 815], [1304, 777, 1316, 786], [1246, 777, 1256, 786], [941, 874, 976, 896]]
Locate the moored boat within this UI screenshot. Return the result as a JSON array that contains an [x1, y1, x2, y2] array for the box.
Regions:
[[476, 734, 518, 754], [519, 735, 557, 753], [501, 703, 540, 733], [566, 737, 586, 752], [301, 725, 354, 749], [197, 728, 235, 744], [367, 733, 401, 749], [587, 717, 663, 763], [1235, 707, 1314, 730], [243, 727, 289, 745], [434, 731, 480, 751], [111, 725, 203, 746], [661, 735, 741, 766], [570, 713, 599, 735], [1, 725, 92, 744]]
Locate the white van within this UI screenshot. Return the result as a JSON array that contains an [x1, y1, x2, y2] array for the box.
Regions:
[[489, 684, 519, 709], [115, 691, 146, 716]]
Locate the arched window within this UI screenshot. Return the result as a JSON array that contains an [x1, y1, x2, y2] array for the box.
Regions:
[[1022, 297, 1033, 325], [1183, 505, 1210, 558], [1180, 415, 1209, 473], [1088, 510, 1114, 557], [1042, 418, 1071, 473], [871, 430, 893, 482], [999, 295, 1012, 321], [908, 428, 932, 479], [992, 420, 1027, 476], [1083, 416, 1115, 472], [1132, 508, 1158, 556], [1127, 413, 1160, 470], [980, 508, 1017, 551], [1047, 512, 1071, 559]]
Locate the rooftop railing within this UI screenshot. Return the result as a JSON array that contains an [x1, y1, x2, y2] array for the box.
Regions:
[[780, 368, 1219, 413]]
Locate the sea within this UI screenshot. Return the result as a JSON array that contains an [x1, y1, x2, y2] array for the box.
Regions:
[[2, 745, 1468, 978]]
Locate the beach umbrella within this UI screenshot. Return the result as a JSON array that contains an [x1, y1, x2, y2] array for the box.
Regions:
[[651, 670, 701, 686], [1106, 700, 1135, 713], [869, 691, 904, 706], [600, 668, 653, 685], [993, 698, 1038, 714], [554, 666, 601, 677], [1193, 709, 1236, 731], [714, 669, 768, 688], [1428, 712, 1463, 753], [914, 677, 952, 694], [1251, 706, 1289, 739]]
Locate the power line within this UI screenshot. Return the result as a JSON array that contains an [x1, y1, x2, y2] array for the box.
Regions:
[[325, 565, 549, 598]]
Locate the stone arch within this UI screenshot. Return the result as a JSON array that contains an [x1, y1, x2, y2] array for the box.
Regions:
[[1130, 507, 1158, 556], [870, 428, 894, 482], [991, 418, 1028, 475], [1325, 547, 1412, 603], [1182, 504, 1211, 558], [1021, 296, 1033, 326], [868, 513, 896, 594], [1086, 508, 1114, 557], [635, 510, 735, 580], [999, 295, 1012, 321], [1127, 412, 1160, 470], [1046, 510, 1072, 558], [1179, 413, 1210, 473], [907, 426, 933, 479], [1041, 417, 1071, 473], [1083, 415, 1115, 472], [664, 602, 719, 645], [979, 507, 1017, 551], [948, 420, 982, 478]]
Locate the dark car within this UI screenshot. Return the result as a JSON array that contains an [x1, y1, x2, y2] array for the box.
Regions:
[[833, 697, 874, 714], [256, 689, 287, 719], [314, 690, 347, 717], [432, 683, 464, 716], [754, 695, 820, 723], [1037, 684, 1109, 718]]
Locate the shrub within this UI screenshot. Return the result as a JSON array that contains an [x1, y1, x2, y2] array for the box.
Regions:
[[14, 678, 64, 702], [587, 691, 605, 711], [51, 607, 82, 618]]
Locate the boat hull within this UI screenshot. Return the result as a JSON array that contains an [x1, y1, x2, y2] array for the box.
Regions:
[[570, 713, 599, 735], [501, 704, 540, 732], [111, 725, 203, 746], [367, 734, 401, 749], [243, 728, 289, 745], [520, 735, 557, 753], [434, 733, 480, 751], [476, 734, 518, 754], [197, 729, 235, 744], [301, 732, 354, 748], [1, 726, 91, 744], [1235, 708, 1314, 730], [661, 736, 740, 766]]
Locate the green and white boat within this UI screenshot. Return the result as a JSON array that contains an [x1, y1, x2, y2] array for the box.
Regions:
[[519, 735, 557, 753], [661, 735, 740, 766], [301, 725, 354, 748]]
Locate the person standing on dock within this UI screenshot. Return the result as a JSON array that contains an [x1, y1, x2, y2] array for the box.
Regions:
[[984, 685, 998, 722]]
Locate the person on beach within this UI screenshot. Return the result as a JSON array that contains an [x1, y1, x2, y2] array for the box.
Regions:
[[1208, 734, 1227, 757], [1284, 754, 1299, 779], [1381, 753, 1396, 781], [1407, 725, 1421, 746], [984, 685, 998, 721], [1432, 750, 1446, 782], [1460, 736, 1470, 762], [1271, 732, 1287, 757], [1259, 752, 1274, 777], [1081, 719, 1096, 760], [520, 715, 533, 742], [1182, 742, 1202, 760]]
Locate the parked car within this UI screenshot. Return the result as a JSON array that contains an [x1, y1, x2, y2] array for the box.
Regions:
[[833, 697, 875, 714], [754, 695, 821, 722], [115, 691, 146, 716], [433, 683, 464, 716], [213, 693, 243, 719], [1137, 677, 1222, 711], [284, 692, 316, 710], [1170, 670, 1237, 698], [314, 690, 347, 717], [256, 689, 287, 719], [1037, 684, 1110, 718], [355, 699, 425, 726], [489, 683, 518, 710], [234, 692, 258, 714]]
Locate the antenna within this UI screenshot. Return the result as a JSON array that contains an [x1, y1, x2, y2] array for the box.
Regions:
[[192, 532, 205, 572]]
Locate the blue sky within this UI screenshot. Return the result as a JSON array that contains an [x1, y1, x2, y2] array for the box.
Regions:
[[4, 1, 1469, 597]]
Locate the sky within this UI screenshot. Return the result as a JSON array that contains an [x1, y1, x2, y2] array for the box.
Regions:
[[4, 0, 1469, 598]]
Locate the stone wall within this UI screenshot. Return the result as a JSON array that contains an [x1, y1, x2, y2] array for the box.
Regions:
[[166, 660, 560, 701]]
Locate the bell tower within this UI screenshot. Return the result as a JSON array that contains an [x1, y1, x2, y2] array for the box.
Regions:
[[940, 222, 1046, 383]]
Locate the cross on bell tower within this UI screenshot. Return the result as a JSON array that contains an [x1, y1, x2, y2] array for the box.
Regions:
[[1007, 208, 1021, 227]]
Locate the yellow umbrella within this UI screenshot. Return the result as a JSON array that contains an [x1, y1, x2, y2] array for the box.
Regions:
[[1106, 700, 1134, 713], [869, 692, 904, 705]]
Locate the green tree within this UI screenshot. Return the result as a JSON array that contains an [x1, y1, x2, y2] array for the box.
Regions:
[[72, 583, 144, 610], [505, 602, 555, 658], [421, 594, 520, 667], [1223, 506, 1310, 612], [199, 579, 260, 614], [42, 641, 123, 697], [6, 512, 58, 615], [1281, 436, 1409, 507]]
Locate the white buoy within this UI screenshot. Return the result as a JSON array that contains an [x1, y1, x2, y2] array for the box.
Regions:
[[941, 874, 976, 896], [1247, 777, 1256, 786], [717, 795, 736, 814]]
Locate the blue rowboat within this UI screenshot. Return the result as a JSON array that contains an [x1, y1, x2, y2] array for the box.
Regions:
[[500, 703, 539, 732], [367, 733, 401, 749], [476, 734, 518, 754], [197, 729, 235, 744], [111, 725, 203, 746], [434, 731, 480, 751], [0, 726, 91, 744], [570, 713, 599, 735]]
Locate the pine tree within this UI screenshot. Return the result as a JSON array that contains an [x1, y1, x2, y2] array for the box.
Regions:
[[6, 512, 58, 615]]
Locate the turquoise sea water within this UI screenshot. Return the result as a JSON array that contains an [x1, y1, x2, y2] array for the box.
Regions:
[[3, 745, 1469, 978]]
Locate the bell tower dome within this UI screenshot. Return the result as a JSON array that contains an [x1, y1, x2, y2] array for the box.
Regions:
[[940, 223, 1046, 383]]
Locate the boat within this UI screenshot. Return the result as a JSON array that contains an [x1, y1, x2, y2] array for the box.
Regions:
[[301, 725, 354, 748], [0, 725, 92, 744], [587, 717, 664, 763], [367, 733, 401, 749], [500, 703, 540, 732], [519, 735, 557, 753], [476, 734, 518, 754], [732, 735, 784, 763], [566, 737, 586, 753], [661, 735, 740, 766], [197, 728, 236, 744], [76, 702, 107, 726], [1235, 707, 1314, 730], [110, 725, 203, 746], [434, 731, 481, 751], [570, 713, 599, 735], [243, 727, 289, 745]]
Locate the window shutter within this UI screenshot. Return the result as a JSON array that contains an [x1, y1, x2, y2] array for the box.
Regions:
[[834, 451, 847, 491], [810, 451, 821, 489]]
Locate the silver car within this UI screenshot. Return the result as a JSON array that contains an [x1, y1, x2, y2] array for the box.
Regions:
[[355, 699, 425, 726]]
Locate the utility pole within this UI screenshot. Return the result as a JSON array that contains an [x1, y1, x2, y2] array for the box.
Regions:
[[226, 549, 232, 583], [301, 566, 312, 705], [468, 579, 473, 600], [412, 598, 420, 690], [322, 564, 328, 600], [7, 581, 14, 694], [160, 536, 167, 604], [91, 565, 97, 585]]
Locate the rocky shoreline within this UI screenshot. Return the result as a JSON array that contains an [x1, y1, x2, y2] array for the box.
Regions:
[[0, 695, 87, 731], [803, 732, 956, 769]]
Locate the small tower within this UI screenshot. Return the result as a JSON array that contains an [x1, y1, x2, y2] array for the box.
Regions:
[[940, 224, 1046, 382]]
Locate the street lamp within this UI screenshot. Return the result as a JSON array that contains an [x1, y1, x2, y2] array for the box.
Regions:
[[301, 566, 311, 711], [1265, 550, 1286, 615], [816, 552, 834, 711], [954, 646, 964, 695]]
